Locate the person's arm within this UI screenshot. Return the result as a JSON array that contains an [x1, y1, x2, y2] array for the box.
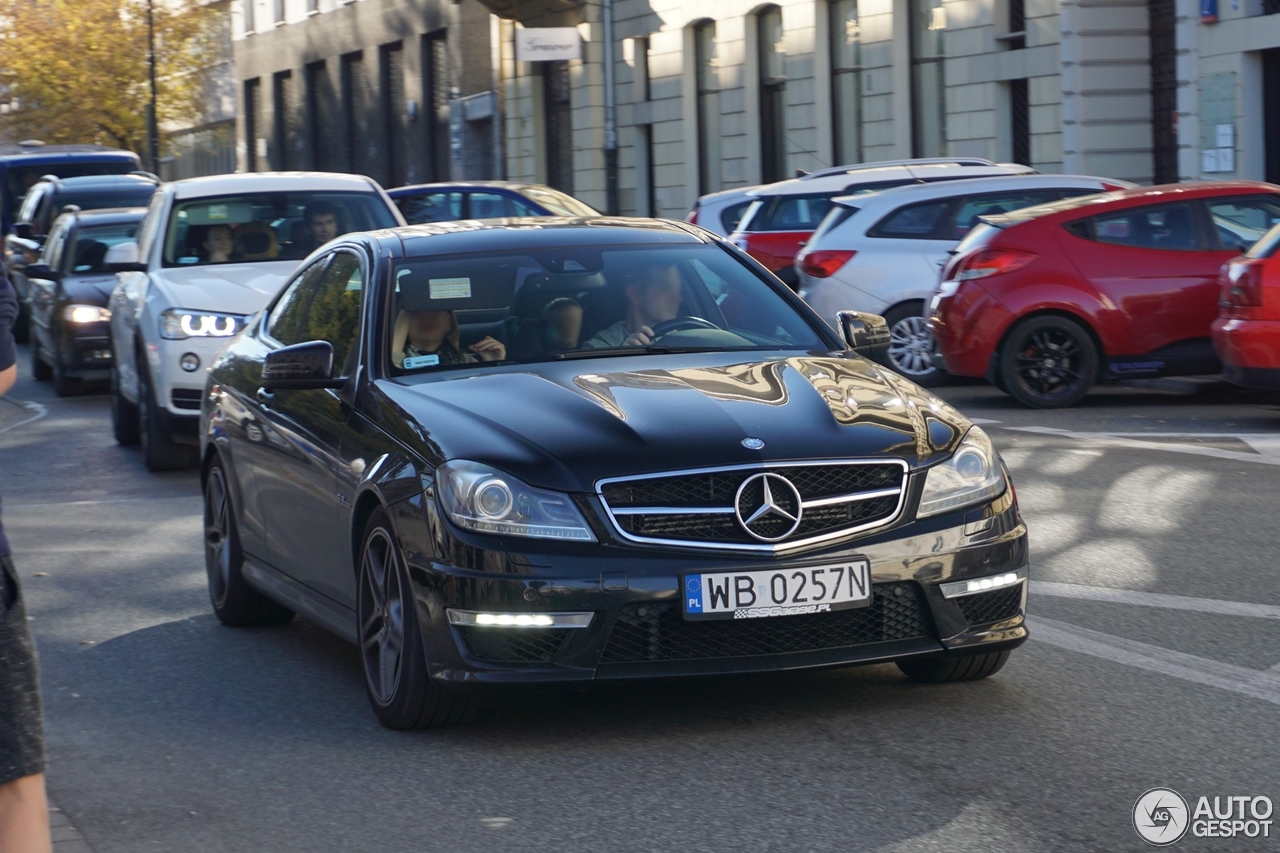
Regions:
[[0, 272, 17, 396]]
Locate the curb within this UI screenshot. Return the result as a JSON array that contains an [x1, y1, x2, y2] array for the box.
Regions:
[[49, 799, 92, 853]]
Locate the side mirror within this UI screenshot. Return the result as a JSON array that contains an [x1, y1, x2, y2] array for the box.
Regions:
[[262, 340, 346, 390], [11, 222, 33, 240], [837, 311, 891, 360], [24, 263, 57, 280], [105, 240, 146, 272]]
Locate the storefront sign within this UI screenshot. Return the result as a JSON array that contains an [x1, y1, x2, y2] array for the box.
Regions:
[[515, 28, 581, 62]]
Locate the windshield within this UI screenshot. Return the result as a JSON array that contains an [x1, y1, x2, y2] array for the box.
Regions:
[[162, 191, 398, 267], [70, 221, 141, 273], [519, 187, 598, 217], [4, 161, 135, 217], [389, 243, 827, 374]]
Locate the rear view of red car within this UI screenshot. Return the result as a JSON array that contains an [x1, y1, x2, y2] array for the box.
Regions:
[[930, 181, 1280, 408], [1212, 224, 1280, 390]]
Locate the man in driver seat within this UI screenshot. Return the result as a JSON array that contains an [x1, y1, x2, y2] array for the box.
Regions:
[[584, 262, 682, 348]]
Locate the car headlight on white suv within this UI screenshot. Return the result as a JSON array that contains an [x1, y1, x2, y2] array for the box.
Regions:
[[437, 460, 596, 542], [917, 426, 1007, 517], [160, 309, 244, 340]]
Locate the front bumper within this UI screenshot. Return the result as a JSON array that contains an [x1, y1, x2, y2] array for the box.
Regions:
[[395, 489, 1029, 689], [55, 324, 113, 378]]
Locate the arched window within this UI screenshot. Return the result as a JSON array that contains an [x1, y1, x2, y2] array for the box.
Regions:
[[831, 0, 862, 165], [757, 5, 786, 183], [694, 21, 721, 194]]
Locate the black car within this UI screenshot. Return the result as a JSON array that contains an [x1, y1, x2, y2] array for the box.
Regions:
[[24, 207, 145, 395], [388, 181, 598, 224], [200, 218, 1029, 729], [7, 172, 159, 341]]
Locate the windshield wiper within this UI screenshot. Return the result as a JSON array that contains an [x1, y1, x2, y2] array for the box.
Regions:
[[557, 346, 675, 360]]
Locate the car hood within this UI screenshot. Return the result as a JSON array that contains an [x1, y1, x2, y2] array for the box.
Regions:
[[150, 261, 298, 314], [374, 352, 973, 493], [63, 273, 119, 305]]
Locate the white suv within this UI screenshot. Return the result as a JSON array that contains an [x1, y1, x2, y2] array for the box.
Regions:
[[796, 174, 1133, 385], [106, 172, 403, 470]]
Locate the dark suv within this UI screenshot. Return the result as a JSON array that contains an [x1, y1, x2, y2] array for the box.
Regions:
[[6, 172, 159, 340]]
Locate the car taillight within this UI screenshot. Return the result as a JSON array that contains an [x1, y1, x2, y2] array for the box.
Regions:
[[1222, 259, 1264, 307], [798, 249, 856, 278], [953, 247, 1037, 281], [687, 208, 699, 224]]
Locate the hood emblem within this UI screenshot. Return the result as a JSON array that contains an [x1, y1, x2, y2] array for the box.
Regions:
[[735, 473, 803, 542], [741, 437, 765, 450]]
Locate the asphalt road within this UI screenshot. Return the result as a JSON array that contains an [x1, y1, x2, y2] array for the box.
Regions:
[[4, 354, 1280, 852]]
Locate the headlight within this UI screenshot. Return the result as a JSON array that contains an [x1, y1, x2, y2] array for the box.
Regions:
[[917, 426, 1007, 517], [64, 304, 110, 324], [437, 460, 596, 542], [160, 309, 243, 340]]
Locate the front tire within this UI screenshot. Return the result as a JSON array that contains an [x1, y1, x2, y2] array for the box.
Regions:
[[358, 507, 476, 730], [897, 650, 1011, 683], [50, 330, 82, 397], [30, 335, 52, 381], [204, 456, 295, 627], [884, 302, 946, 387], [138, 360, 196, 471], [110, 365, 141, 446], [998, 314, 1098, 409]]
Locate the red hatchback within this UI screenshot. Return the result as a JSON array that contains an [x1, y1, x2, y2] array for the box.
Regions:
[[930, 181, 1280, 407], [1211, 224, 1280, 390]]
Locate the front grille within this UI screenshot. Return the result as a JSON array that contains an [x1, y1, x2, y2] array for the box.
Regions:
[[171, 389, 203, 410], [600, 582, 928, 663], [955, 586, 1023, 627], [600, 462, 907, 550], [456, 627, 571, 663]]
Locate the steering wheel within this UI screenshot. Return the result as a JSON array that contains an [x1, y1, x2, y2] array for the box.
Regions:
[[648, 316, 720, 338]]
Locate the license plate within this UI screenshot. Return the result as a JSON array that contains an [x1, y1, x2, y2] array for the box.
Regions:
[[683, 560, 872, 621]]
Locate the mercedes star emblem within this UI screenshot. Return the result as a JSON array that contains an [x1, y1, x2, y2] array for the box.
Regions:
[[734, 472, 803, 541]]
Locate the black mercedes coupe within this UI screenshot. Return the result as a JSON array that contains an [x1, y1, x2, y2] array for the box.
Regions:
[[199, 217, 1029, 729]]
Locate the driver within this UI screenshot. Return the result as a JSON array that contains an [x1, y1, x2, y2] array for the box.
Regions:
[[583, 262, 682, 348]]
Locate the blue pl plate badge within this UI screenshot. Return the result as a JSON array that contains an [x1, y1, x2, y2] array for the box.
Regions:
[[403, 354, 440, 369], [685, 574, 704, 614]]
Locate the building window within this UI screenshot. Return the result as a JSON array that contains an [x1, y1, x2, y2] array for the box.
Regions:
[[694, 21, 721, 195], [341, 51, 364, 173], [910, 0, 947, 158], [273, 0, 284, 24], [1009, 78, 1029, 165], [381, 42, 406, 187], [635, 37, 655, 215], [636, 36, 651, 102], [831, 0, 862, 165], [757, 5, 787, 183], [542, 60, 574, 193], [272, 71, 293, 170], [244, 77, 261, 171], [306, 60, 329, 170], [307, 0, 319, 11], [1150, 0, 1177, 182], [423, 31, 450, 182], [243, 0, 255, 34]]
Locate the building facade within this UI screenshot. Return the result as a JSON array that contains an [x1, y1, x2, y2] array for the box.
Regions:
[[163, 0, 238, 181]]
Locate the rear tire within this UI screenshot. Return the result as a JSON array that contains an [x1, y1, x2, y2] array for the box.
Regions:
[[884, 302, 946, 387], [110, 365, 141, 446], [358, 506, 477, 730], [998, 314, 1098, 409], [30, 335, 52, 381], [897, 650, 1011, 683], [204, 456, 295, 627], [138, 360, 197, 471]]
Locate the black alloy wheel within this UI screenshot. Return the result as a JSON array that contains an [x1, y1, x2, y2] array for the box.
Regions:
[[110, 365, 141, 446], [998, 315, 1098, 409], [897, 650, 1011, 683], [203, 456, 295, 627], [884, 302, 946, 387], [30, 334, 52, 381], [357, 506, 475, 730], [138, 359, 197, 471]]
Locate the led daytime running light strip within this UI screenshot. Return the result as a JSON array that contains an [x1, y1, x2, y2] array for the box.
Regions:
[[939, 568, 1027, 599], [446, 610, 594, 628]]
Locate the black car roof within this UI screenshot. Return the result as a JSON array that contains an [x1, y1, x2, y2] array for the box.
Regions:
[[380, 217, 709, 258]]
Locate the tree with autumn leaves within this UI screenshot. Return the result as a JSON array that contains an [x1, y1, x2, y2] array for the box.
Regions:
[[0, 0, 220, 156]]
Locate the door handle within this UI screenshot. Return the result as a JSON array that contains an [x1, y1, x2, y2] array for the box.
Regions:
[[256, 387, 274, 407]]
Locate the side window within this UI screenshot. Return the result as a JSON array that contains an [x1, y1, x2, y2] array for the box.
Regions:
[[42, 221, 69, 270], [869, 200, 951, 239], [34, 192, 55, 235], [757, 196, 834, 231], [1090, 203, 1201, 251], [468, 192, 513, 219], [267, 252, 365, 372], [950, 191, 1056, 239], [136, 192, 166, 261], [509, 196, 540, 217], [396, 191, 464, 224], [17, 186, 43, 225], [1207, 195, 1280, 253], [268, 258, 332, 346], [720, 201, 752, 233]]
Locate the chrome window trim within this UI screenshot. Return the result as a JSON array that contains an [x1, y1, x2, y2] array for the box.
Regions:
[[595, 458, 910, 554]]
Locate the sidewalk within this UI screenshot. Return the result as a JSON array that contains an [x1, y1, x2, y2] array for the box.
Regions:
[[49, 800, 91, 851]]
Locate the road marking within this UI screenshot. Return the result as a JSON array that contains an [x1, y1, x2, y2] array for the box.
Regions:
[[1003, 425, 1280, 466], [1032, 580, 1280, 620], [6, 495, 201, 509], [1029, 616, 1280, 706], [0, 399, 47, 434]]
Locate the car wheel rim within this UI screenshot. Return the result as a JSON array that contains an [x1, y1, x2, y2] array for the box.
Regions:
[[359, 528, 405, 706], [204, 468, 232, 606], [1013, 327, 1086, 399], [887, 316, 936, 377]]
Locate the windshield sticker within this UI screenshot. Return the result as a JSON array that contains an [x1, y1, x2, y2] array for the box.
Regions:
[[429, 277, 472, 299], [207, 204, 229, 221], [403, 354, 440, 369]]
